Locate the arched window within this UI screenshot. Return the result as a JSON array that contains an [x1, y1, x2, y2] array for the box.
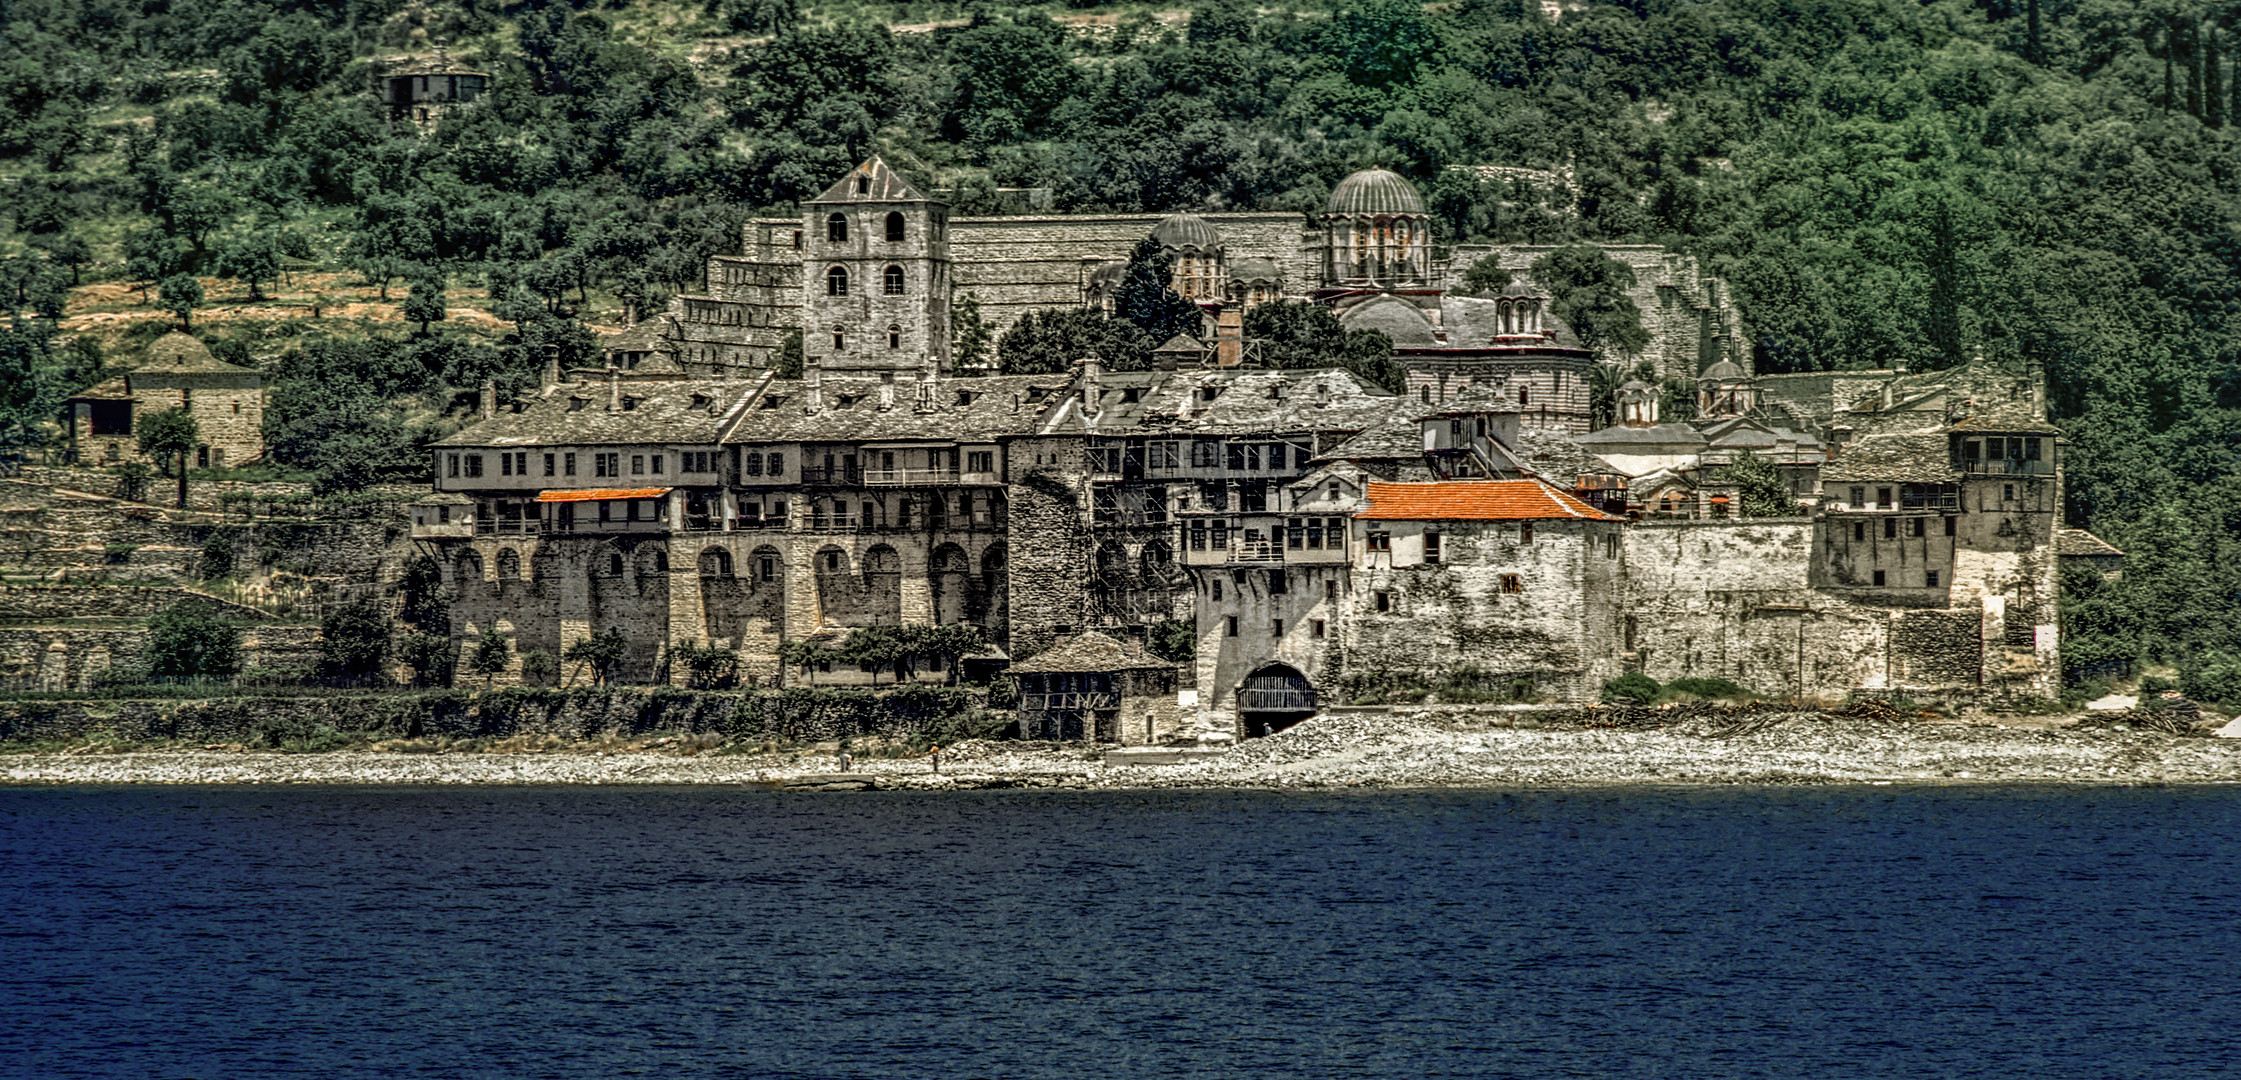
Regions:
[[883, 265, 904, 295], [885, 212, 905, 242], [608, 553, 624, 576], [1518, 386, 1531, 406], [832, 327, 845, 350], [826, 266, 848, 296], [887, 324, 902, 349], [826, 213, 848, 242]]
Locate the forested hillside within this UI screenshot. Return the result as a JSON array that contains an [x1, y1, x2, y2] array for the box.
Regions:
[[0, 0, 2237, 691]]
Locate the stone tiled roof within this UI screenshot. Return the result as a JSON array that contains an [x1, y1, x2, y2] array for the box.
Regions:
[[141, 332, 254, 375], [435, 378, 761, 448], [1319, 401, 1426, 462], [1820, 433, 1959, 484], [1418, 381, 1520, 418], [731, 374, 1061, 444], [1513, 429, 1621, 482], [2056, 528, 2124, 558], [1576, 423, 1708, 451], [1011, 631, 1171, 674], [1357, 479, 1625, 522], [1437, 296, 1587, 351], [814, 156, 930, 204], [1045, 368, 1400, 438]]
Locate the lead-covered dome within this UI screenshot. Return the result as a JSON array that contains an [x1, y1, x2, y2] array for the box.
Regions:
[[1327, 168, 1425, 216], [1151, 212, 1223, 251]]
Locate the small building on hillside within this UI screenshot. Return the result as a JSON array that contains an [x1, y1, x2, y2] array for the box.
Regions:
[[65, 333, 265, 469], [1012, 632, 1184, 744], [377, 54, 490, 124]]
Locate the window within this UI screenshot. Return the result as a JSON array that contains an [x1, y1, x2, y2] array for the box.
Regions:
[[1367, 530, 1391, 551], [501, 454, 512, 477], [1926, 570, 1941, 587], [1270, 570, 1288, 594], [565, 453, 577, 476], [1325, 580, 1338, 602], [1499, 574, 1523, 594], [1909, 517, 1923, 537], [1850, 486, 1866, 508], [1272, 619, 1284, 637], [1312, 619, 1326, 639], [833, 330, 845, 350], [826, 266, 848, 296], [826, 213, 848, 242], [1520, 522, 1534, 544], [1424, 532, 1442, 563], [745, 452, 763, 477], [447, 454, 459, 478], [1226, 444, 1245, 471], [1374, 590, 1391, 612], [609, 553, 624, 575], [631, 455, 646, 476], [1854, 521, 1866, 542], [1518, 387, 1530, 406], [883, 266, 905, 294], [651, 455, 664, 475], [1944, 516, 1956, 536], [2004, 484, 2015, 501], [885, 212, 905, 241], [1269, 444, 1286, 470], [769, 452, 784, 476], [1192, 439, 1218, 467], [2025, 438, 2042, 462], [544, 453, 555, 477], [968, 451, 994, 473], [465, 454, 483, 477], [1883, 518, 1897, 539], [1875, 487, 1892, 509], [1873, 569, 1887, 587], [758, 556, 777, 582], [1225, 616, 1238, 637], [1212, 579, 1223, 601]]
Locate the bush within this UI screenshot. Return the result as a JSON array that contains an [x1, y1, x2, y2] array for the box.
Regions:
[[2140, 674, 2178, 694], [2180, 655, 2241, 707], [1663, 677, 1751, 700], [1602, 672, 1660, 704], [146, 601, 243, 682], [518, 650, 560, 687]]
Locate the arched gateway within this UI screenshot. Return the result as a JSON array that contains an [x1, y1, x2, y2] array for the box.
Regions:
[[1238, 663, 1318, 738]]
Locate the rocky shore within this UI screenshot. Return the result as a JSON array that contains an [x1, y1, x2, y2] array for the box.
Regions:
[[7, 708, 2240, 789]]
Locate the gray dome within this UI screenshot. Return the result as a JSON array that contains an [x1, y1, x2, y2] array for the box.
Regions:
[[1088, 261, 1127, 287], [1327, 168, 1426, 216], [1339, 294, 1439, 346], [1497, 276, 1542, 299], [1151, 213, 1222, 251], [1699, 358, 1746, 382], [1232, 256, 1281, 283]]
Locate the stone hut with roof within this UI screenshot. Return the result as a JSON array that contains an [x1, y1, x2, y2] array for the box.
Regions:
[[65, 333, 265, 468], [1012, 631, 1184, 744]]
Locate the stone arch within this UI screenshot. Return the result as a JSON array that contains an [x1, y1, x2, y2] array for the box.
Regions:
[[699, 547, 734, 579], [1239, 662, 1318, 738], [885, 211, 906, 241], [495, 548, 522, 581], [636, 544, 669, 577], [826, 265, 849, 296], [826, 212, 847, 242], [750, 544, 783, 584], [883, 265, 905, 295], [931, 543, 971, 626], [887, 323, 902, 349], [860, 544, 904, 626], [600, 550, 625, 578], [815, 544, 850, 576], [456, 548, 484, 585]]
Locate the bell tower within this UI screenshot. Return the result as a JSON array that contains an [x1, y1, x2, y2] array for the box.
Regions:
[[803, 157, 952, 372]]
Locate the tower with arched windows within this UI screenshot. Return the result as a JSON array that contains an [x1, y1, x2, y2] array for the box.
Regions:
[[803, 156, 952, 372]]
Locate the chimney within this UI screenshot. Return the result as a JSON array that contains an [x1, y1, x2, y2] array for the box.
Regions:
[[607, 368, 620, 411], [2024, 359, 2045, 417], [481, 380, 496, 421], [915, 361, 938, 413], [877, 371, 896, 412], [1079, 355, 1103, 422], [805, 355, 823, 413], [1879, 380, 1893, 411], [542, 345, 560, 391]]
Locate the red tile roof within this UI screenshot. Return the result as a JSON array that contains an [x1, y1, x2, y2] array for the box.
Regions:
[[1356, 480, 1625, 522], [535, 487, 672, 503]]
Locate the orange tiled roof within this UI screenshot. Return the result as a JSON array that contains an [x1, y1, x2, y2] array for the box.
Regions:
[[1356, 480, 1625, 522], [535, 487, 672, 503]]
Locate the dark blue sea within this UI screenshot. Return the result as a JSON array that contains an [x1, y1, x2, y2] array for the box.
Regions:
[[2, 784, 2237, 1079]]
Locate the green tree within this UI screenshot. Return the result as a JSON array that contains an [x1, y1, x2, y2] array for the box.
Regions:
[[402, 271, 447, 336], [1721, 450, 1798, 518], [319, 595, 394, 687], [397, 631, 452, 689], [565, 627, 629, 686], [996, 308, 1151, 375], [214, 231, 282, 301], [518, 649, 561, 687], [674, 641, 741, 689], [951, 293, 993, 372], [157, 274, 202, 329], [1111, 238, 1205, 346], [134, 406, 198, 508], [146, 601, 243, 683], [1530, 247, 1649, 359], [1241, 300, 1404, 392], [470, 625, 511, 688]]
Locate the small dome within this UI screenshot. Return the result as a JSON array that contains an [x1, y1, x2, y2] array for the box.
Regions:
[[1151, 213, 1222, 251], [1231, 256, 1281, 283], [143, 332, 219, 370], [1327, 168, 1426, 216], [1339, 294, 1439, 346], [1497, 276, 1541, 299], [1088, 261, 1127, 288], [1619, 379, 1654, 392], [1699, 358, 1746, 382]]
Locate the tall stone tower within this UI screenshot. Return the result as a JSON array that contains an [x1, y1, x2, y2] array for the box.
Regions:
[[802, 157, 953, 372]]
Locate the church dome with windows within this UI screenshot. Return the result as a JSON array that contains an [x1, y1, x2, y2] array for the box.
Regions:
[[1326, 168, 1426, 217], [1151, 212, 1223, 252]]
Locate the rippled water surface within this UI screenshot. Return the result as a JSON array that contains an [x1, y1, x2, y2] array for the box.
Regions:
[[3, 784, 2239, 1078]]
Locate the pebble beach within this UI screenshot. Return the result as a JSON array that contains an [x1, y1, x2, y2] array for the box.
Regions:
[[8, 709, 2240, 789]]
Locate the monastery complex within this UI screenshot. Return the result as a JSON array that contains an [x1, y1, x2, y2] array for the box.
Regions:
[[410, 158, 2105, 743]]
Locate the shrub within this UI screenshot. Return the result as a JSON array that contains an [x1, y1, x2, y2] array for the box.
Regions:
[[518, 649, 560, 687], [319, 595, 394, 687], [2180, 655, 2241, 707], [1663, 677, 1751, 700], [1602, 672, 1660, 704], [2140, 674, 2178, 694], [146, 601, 243, 682]]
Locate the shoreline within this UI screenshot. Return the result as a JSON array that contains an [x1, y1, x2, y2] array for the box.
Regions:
[[8, 710, 2239, 790]]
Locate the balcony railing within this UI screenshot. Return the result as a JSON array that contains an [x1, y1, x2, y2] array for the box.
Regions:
[[863, 468, 961, 486], [1020, 692, 1121, 712], [476, 518, 545, 535], [1957, 459, 2053, 477], [800, 468, 862, 485]]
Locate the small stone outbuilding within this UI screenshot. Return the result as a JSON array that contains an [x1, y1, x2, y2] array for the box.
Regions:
[[1012, 632, 1184, 745], [65, 333, 265, 469]]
